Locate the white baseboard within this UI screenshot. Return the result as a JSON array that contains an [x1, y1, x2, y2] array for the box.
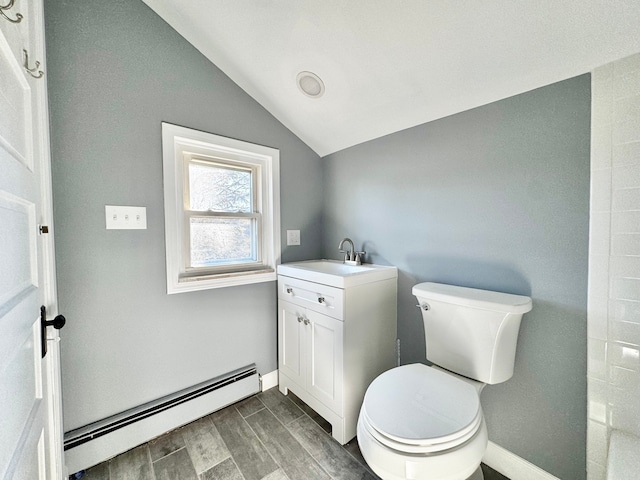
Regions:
[[260, 370, 278, 391], [483, 441, 560, 480]]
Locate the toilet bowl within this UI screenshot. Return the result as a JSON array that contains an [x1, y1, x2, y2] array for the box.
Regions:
[[357, 363, 487, 480], [357, 282, 532, 480]]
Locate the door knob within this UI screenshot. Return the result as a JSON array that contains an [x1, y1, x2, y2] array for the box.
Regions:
[[40, 305, 66, 358]]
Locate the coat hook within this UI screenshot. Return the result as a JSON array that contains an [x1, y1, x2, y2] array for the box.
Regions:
[[0, 0, 23, 23], [23, 49, 44, 79]]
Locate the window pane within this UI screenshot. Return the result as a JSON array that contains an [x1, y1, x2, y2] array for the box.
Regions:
[[189, 162, 252, 213], [190, 217, 256, 267]]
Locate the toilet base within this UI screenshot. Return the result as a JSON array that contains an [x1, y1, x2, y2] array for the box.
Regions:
[[468, 467, 484, 480], [357, 414, 488, 480]]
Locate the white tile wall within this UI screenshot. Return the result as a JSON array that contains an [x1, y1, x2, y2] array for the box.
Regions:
[[588, 52, 640, 480]]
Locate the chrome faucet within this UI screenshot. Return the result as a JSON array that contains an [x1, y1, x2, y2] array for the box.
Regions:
[[338, 238, 354, 261], [338, 237, 366, 265]]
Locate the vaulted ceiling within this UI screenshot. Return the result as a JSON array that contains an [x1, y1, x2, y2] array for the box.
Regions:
[[142, 0, 640, 157]]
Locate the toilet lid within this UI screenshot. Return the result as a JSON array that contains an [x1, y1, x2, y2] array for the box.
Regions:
[[363, 364, 481, 446]]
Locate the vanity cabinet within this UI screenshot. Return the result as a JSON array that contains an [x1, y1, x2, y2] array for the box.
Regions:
[[279, 302, 343, 414], [277, 267, 397, 444]]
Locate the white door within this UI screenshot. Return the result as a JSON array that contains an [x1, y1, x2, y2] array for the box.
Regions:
[[0, 0, 63, 478], [306, 310, 343, 415]]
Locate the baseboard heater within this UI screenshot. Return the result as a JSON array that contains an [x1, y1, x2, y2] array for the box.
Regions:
[[63, 364, 259, 475]]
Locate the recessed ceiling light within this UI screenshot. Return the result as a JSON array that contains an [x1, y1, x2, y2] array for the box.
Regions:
[[296, 71, 325, 98]]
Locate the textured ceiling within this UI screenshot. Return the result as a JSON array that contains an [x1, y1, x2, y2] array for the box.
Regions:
[[142, 0, 640, 157]]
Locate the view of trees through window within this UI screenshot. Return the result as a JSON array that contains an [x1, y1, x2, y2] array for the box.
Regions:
[[188, 162, 256, 267]]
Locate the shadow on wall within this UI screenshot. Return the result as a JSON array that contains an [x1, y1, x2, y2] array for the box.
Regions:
[[357, 240, 390, 266], [404, 254, 532, 296], [397, 254, 532, 365]]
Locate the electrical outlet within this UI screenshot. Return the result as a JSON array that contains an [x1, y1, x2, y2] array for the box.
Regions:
[[105, 205, 147, 230], [286, 229, 300, 246]]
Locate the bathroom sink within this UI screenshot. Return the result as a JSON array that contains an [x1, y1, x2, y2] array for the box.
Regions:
[[277, 260, 397, 288]]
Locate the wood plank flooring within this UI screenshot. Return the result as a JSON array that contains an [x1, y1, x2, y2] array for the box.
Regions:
[[77, 388, 508, 480]]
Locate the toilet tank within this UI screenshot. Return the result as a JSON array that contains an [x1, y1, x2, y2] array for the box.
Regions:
[[412, 282, 532, 384]]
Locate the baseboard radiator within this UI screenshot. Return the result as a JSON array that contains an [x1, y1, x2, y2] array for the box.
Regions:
[[64, 364, 259, 475]]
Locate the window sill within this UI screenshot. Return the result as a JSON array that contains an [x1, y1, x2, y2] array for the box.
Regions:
[[167, 268, 276, 294]]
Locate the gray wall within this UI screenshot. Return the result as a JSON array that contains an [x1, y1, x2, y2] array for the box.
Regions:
[[46, 0, 591, 476], [322, 75, 591, 479], [45, 0, 323, 431]]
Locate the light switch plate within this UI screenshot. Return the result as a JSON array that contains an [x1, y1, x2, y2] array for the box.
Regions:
[[286, 229, 300, 246], [105, 205, 147, 230]]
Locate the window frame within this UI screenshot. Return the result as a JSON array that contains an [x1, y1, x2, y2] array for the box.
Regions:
[[183, 156, 261, 274], [162, 123, 280, 294]]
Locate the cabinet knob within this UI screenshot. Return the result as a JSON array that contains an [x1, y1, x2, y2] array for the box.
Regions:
[[318, 296, 325, 304], [297, 315, 303, 323], [303, 318, 310, 326], [286, 287, 293, 295]]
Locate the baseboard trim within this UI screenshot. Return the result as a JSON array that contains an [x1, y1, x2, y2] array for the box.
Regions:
[[483, 441, 560, 480], [64, 371, 258, 474], [260, 370, 278, 391]]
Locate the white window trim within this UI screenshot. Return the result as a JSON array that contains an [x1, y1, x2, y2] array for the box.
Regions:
[[162, 123, 280, 294]]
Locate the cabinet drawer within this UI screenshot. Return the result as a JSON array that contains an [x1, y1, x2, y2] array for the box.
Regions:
[[278, 275, 344, 320]]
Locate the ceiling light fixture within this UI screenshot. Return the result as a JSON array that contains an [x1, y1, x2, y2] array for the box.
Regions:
[[296, 71, 325, 98]]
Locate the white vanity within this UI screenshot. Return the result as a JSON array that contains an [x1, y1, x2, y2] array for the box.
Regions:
[[276, 260, 397, 444]]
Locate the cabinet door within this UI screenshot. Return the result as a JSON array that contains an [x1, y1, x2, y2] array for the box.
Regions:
[[278, 301, 305, 387], [306, 310, 343, 415]]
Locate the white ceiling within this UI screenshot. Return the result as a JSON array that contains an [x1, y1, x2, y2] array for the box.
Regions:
[[142, 0, 640, 157]]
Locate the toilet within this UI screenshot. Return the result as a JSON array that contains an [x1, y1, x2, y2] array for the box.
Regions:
[[357, 282, 532, 480]]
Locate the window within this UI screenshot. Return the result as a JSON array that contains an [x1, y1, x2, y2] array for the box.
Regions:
[[162, 123, 280, 293]]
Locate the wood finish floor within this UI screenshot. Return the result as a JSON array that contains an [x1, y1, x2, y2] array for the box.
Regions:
[[77, 388, 508, 480]]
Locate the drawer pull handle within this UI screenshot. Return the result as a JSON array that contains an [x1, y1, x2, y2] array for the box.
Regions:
[[318, 297, 326, 304], [286, 287, 293, 294]]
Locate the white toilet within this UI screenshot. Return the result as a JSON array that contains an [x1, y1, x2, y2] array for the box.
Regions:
[[357, 282, 532, 480]]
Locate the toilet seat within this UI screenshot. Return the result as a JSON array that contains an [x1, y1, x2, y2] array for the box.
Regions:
[[361, 364, 482, 453]]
